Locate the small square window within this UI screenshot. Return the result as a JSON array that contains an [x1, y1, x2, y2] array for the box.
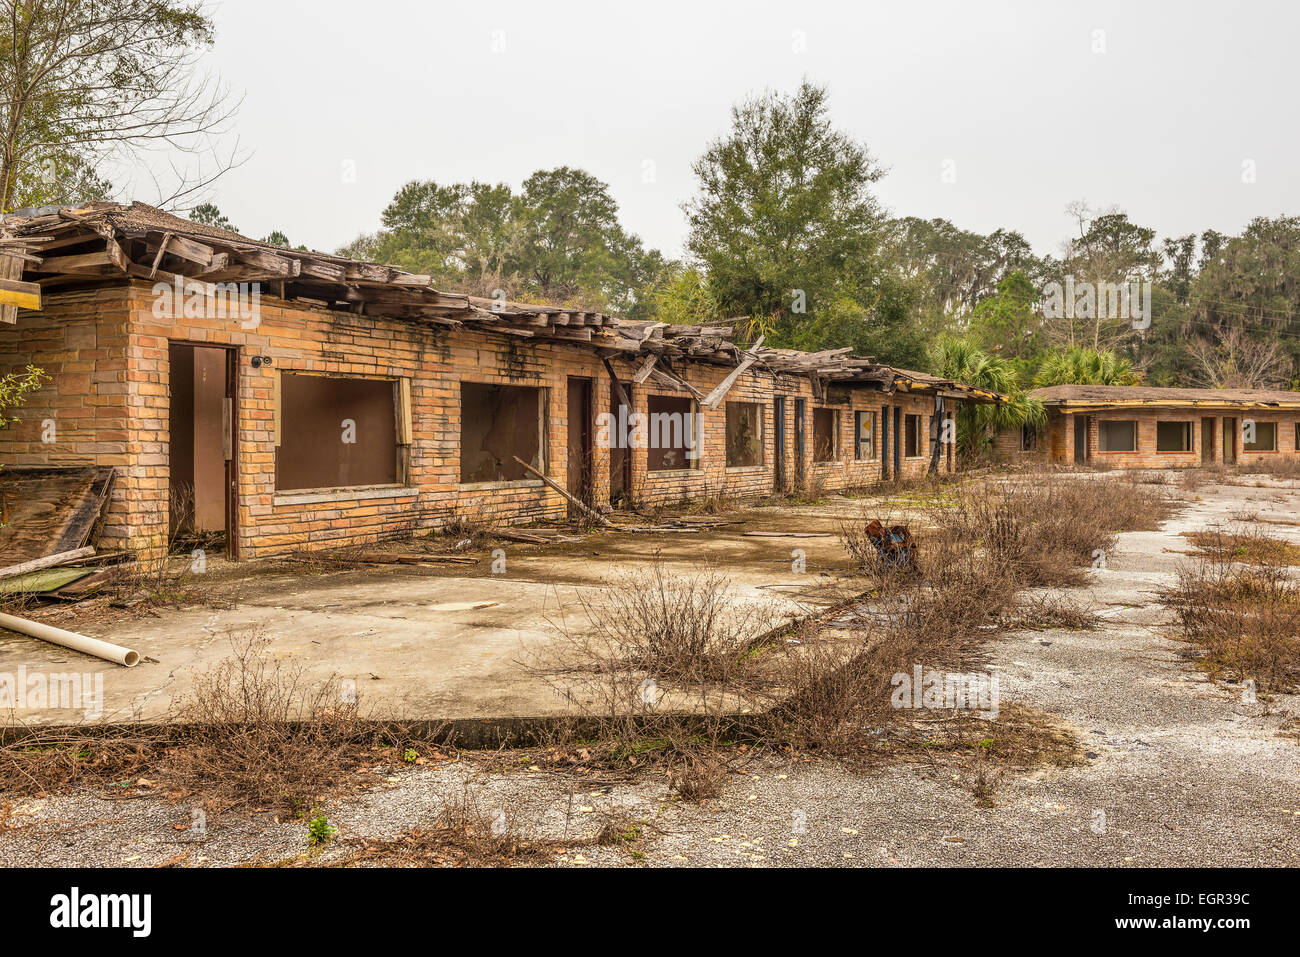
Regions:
[[1156, 421, 1192, 452], [1099, 420, 1137, 453]]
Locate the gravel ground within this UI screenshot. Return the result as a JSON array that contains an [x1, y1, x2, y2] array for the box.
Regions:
[[3, 474, 1299, 867]]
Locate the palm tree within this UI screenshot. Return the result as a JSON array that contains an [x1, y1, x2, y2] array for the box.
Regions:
[[930, 336, 1045, 453], [1033, 347, 1139, 387]]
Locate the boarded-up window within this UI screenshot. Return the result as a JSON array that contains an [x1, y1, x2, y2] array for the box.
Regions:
[[855, 410, 876, 460], [647, 394, 695, 471], [1156, 421, 1192, 452], [812, 408, 837, 462], [1099, 420, 1137, 452], [1245, 420, 1277, 452], [725, 402, 763, 467], [460, 382, 543, 483], [904, 414, 923, 458], [277, 374, 398, 491]]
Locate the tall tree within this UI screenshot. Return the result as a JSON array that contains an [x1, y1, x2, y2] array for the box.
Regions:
[[1189, 216, 1300, 384], [684, 80, 887, 345], [0, 0, 236, 212], [339, 169, 663, 318]]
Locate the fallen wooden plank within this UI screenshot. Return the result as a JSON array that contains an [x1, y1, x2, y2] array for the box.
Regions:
[[0, 567, 96, 596], [0, 547, 96, 581], [512, 456, 613, 528], [52, 568, 116, 598], [700, 337, 764, 410], [742, 531, 836, 539], [600, 357, 632, 412]]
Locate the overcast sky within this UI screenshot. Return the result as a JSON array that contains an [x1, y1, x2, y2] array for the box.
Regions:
[[140, 0, 1300, 259]]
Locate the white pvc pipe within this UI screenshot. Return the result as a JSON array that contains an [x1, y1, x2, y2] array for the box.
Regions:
[[0, 612, 140, 667]]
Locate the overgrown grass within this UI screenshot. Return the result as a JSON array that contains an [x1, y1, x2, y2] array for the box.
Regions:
[[1163, 557, 1300, 693], [0, 631, 445, 816], [527, 472, 1163, 795], [1182, 526, 1300, 567]]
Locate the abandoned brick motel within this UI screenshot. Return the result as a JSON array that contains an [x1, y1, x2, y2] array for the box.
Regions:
[[0, 202, 1003, 564], [1000, 384, 1300, 468]]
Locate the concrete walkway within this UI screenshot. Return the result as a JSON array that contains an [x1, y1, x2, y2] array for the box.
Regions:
[[0, 501, 877, 725]]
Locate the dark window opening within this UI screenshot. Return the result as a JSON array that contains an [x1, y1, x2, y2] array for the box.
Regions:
[[725, 402, 764, 467], [460, 381, 543, 483], [1156, 421, 1192, 452], [904, 414, 923, 458], [647, 394, 695, 471], [1244, 421, 1277, 452], [1020, 424, 1039, 451], [277, 373, 399, 491], [1099, 420, 1138, 452], [812, 408, 837, 462]]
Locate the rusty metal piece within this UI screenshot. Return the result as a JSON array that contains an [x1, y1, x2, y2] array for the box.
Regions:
[[865, 520, 918, 570]]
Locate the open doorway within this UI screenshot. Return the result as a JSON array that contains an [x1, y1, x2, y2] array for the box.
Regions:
[[609, 381, 633, 507], [1073, 416, 1088, 464], [1223, 417, 1237, 465], [566, 377, 594, 517], [1201, 417, 1215, 464], [773, 396, 786, 493], [168, 343, 236, 558]]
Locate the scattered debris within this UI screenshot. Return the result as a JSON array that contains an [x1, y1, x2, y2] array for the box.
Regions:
[[0, 466, 115, 567], [0, 611, 140, 666], [865, 521, 918, 570]]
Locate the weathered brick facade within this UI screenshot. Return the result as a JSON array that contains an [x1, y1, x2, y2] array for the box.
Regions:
[[2, 281, 959, 562], [1001, 407, 1300, 469]]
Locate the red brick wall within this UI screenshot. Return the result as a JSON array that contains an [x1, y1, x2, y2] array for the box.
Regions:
[[2, 281, 963, 561]]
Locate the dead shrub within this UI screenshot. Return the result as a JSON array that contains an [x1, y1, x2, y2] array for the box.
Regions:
[[668, 753, 728, 801], [789, 468, 828, 504], [163, 630, 367, 815], [1010, 593, 1101, 631], [567, 557, 763, 685], [937, 475, 1173, 587], [1162, 557, 1300, 692], [1183, 526, 1300, 567], [0, 725, 160, 798], [325, 788, 556, 867]]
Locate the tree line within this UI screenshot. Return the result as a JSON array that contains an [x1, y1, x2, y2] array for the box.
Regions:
[[4, 4, 1298, 447]]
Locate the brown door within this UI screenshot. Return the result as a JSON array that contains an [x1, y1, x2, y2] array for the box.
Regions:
[[1223, 417, 1237, 465], [1201, 417, 1215, 464], [566, 377, 593, 516]]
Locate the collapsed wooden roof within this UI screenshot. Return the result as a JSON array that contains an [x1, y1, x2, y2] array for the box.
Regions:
[[0, 201, 1002, 404], [1032, 384, 1300, 411]]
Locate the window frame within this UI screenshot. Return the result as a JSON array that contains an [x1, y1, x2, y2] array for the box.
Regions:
[[904, 413, 924, 459], [812, 407, 838, 463], [724, 400, 765, 469], [646, 392, 700, 472], [854, 409, 877, 460], [1020, 423, 1039, 452], [458, 380, 547, 485], [1097, 419, 1138, 453], [275, 370, 410, 493], [1155, 420, 1194, 453], [1244, 420, 1278, 453]]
